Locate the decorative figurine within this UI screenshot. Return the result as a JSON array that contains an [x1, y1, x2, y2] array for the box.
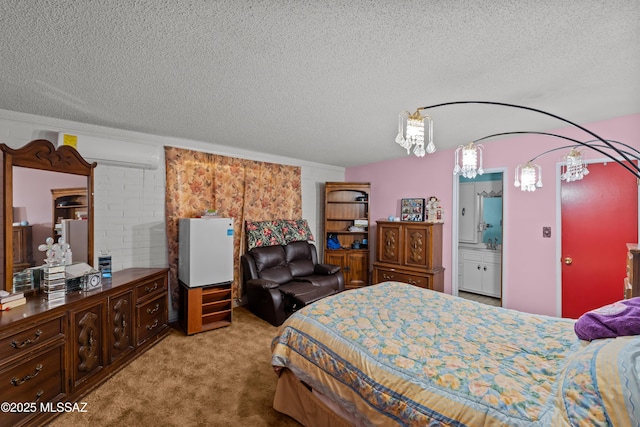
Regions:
[[426, 196, 444, 223]]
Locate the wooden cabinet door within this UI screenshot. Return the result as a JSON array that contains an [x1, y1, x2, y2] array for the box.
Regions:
[[346, 251, 369, 288], [70, 301, 106, 389], [108, 291, 134, 364], [325, 250, 368, 288], [377, 222, 402, 265], [324, 250, 346, 268], [403, 224, 429, 268]]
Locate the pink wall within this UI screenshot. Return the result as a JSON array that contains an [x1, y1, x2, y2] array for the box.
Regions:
[[13, 167, 87, 265], [346, 113, 640, 316]]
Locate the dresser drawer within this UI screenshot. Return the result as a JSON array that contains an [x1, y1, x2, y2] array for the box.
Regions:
[[375, 267, 432, 290], [0, 344, 65, 425], [136, 293, 167, 344], [0, 315, 65, 362], [135, 274, 167, 303]]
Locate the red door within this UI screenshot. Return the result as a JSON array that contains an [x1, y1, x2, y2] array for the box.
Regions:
[[561, 161, 638, 318]]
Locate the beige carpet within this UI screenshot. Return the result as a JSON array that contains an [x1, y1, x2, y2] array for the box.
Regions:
[[49, 307, 301, 426]]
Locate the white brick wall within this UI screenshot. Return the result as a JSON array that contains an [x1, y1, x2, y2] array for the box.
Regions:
[[93, 163, 167, 271]]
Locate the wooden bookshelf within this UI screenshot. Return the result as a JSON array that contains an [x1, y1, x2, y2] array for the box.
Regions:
[[324, 182, 370, 288], [179, 281, 232, 335]]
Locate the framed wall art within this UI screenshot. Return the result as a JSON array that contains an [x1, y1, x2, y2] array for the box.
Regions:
[[400, 198, 425, 222]]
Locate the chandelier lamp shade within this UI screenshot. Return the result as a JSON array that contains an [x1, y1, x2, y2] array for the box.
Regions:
[[560, 148, 588, 183], [396, 109, 435, 157], [453, 142, 484, 178], [514, 162, 543, 192], [397, 101, 640, 192]]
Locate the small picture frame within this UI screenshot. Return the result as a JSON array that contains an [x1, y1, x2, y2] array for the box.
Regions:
[[401, 198, 425, 222]]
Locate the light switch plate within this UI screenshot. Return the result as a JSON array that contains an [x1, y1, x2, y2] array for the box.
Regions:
[[543, 226, 551, 238]]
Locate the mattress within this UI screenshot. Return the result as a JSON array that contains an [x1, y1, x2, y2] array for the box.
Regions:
[[272, 282, 640, 426]]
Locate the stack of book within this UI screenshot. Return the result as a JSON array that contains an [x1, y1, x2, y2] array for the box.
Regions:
[[0, 291, 26, 311], [43, 264, 66, 301]]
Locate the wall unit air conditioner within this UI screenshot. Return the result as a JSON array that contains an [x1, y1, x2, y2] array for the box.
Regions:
[[57, 132, 160, 170]]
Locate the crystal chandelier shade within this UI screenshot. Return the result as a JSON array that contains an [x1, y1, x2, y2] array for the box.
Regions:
[[514, 162, 543, 192], [453, 142, 484, 178], [560, 148, 589, 182], [396, 101, 640, 195], [395, 110, 435, 157]]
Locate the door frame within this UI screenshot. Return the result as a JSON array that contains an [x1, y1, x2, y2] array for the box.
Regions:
[[451, 166, 508, 306], [554, 157, 640, 316]]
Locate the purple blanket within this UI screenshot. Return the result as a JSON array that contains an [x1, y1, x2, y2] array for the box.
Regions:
[[574, 297, 640, 341]]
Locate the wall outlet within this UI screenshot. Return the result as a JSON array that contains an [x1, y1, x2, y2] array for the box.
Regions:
[[543, 226, 551, 238]]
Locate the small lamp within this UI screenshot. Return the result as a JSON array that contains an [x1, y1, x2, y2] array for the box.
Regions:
[[561, 148, 589, 182], [395, 109, 435, 157], [453, 142, 484, 178], [514, 162, 543, 192]]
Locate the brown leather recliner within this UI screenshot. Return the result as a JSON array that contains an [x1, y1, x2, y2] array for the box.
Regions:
[[241, 241, 345, 326]]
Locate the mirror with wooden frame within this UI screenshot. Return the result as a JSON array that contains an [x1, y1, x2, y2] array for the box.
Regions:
[[1, 139, 96, 292]]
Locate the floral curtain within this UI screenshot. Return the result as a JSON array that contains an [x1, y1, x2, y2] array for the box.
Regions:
[[165, 146, 302, 308]]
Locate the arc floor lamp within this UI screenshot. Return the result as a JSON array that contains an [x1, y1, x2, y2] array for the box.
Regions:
[[396, 101, 640, 191]]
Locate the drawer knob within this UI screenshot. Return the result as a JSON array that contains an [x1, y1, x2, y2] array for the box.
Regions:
[[145, 283, 159, 293], [146, 319, 159, 331], [10, 364, 43, 386], [10, 329, 42, 349], [146, 303, 160, 315]]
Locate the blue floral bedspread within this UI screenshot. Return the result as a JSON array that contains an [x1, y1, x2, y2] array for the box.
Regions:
[[271, 282, 640, 426]]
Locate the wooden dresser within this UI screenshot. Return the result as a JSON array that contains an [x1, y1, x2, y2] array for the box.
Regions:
[[0, 267, 169, 427], [373, 221, 444, 292], [626, 243, 640, 299]]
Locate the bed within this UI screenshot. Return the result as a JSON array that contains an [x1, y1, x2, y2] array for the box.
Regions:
[[271, 282, 640, 426]]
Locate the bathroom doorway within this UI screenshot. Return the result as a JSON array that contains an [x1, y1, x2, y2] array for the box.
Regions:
[[456, 171, 504, 305]]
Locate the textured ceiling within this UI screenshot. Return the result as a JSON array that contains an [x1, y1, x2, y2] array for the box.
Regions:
[[0, 1, 638, 167]]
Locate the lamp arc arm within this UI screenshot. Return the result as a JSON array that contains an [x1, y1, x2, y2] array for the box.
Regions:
[[472, 131, 640, 176], [530, 144, 640, 164], [418, 101, 640, 176], [584, 139, 640, 158]]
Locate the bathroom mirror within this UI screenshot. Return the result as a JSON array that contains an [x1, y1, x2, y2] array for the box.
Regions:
[[1, 139, 96, 292], [479, 192, 503, 246]]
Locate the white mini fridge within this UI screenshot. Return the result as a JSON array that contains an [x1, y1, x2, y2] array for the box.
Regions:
[[61, 219, 88, 264], [178, 217, 234, 287]]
